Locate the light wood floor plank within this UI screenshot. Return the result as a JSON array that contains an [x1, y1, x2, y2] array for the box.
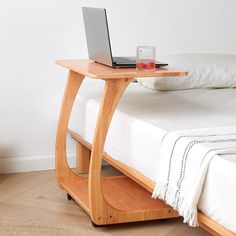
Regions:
[[0, 168, 209, 236]]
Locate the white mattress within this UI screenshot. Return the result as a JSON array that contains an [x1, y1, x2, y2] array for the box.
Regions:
[[69, 78, 236, 233]]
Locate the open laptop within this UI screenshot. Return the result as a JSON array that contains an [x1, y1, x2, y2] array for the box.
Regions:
[[82, 7, 168, 68]]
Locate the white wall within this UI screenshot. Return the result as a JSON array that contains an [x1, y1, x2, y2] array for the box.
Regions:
[[0, 0, 235, 173]]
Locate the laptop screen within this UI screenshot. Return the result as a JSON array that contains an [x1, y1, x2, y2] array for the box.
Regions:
[[82, 7, 113, 67]]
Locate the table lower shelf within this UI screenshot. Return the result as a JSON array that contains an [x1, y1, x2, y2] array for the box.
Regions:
[[60, 175, 178, 221], [61, 175, 90, 214]]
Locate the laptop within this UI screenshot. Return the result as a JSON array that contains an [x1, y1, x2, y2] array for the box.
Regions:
[[82, 7, 168, 68]]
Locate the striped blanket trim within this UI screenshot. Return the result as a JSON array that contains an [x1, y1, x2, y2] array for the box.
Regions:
[[152, 127, 236, 226]]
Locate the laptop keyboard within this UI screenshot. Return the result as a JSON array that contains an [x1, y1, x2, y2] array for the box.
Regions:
[[113, 57, 136, 64]]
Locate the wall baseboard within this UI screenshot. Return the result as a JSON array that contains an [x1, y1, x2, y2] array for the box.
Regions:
[[0, 153, 76, 174]]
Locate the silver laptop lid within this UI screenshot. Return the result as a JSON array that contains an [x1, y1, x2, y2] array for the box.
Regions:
[[82, 7, 113, 67]]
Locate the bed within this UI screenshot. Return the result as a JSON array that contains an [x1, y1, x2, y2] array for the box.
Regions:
[[69, 78, 236, 234]]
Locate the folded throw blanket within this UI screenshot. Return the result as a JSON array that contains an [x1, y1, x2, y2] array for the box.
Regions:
[[152, 126, 236, 226]]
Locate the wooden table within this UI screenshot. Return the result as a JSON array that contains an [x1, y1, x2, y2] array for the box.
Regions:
[[55, 59, 188, 226]]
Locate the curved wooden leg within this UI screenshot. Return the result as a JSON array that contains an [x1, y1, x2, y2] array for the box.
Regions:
[[89, 78, 178, 225], [55, 70, 84, 185], [89, 78, 133, 224]]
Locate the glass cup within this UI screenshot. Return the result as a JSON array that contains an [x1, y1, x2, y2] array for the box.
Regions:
[[136, 46, 156, 70]]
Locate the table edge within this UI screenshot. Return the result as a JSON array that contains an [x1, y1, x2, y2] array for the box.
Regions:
[[55, 60, 188, 79]]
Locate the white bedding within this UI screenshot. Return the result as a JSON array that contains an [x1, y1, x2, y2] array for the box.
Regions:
[[138, 54, 236, 91], [69, 78, 236, 233]]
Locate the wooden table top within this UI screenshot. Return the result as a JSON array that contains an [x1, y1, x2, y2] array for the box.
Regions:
[[56, 59, 188, 80]]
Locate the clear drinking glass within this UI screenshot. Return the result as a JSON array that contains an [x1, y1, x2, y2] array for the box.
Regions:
[[136, 46, 156, 70]]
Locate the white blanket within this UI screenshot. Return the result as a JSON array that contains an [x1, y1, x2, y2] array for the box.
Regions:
[[152, 126, 236, 226]]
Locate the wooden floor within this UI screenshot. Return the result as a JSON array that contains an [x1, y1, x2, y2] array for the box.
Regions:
[[0, 167, 209, 236]]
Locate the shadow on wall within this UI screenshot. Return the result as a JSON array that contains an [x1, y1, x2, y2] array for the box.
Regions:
[[0, 145, 18, 159], [0, 145, 18, 173]]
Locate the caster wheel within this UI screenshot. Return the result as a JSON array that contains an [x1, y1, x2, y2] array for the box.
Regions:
[[158, 218, 168, 222], [67, 193, 73, 201], [91, 221, 103, 227]]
